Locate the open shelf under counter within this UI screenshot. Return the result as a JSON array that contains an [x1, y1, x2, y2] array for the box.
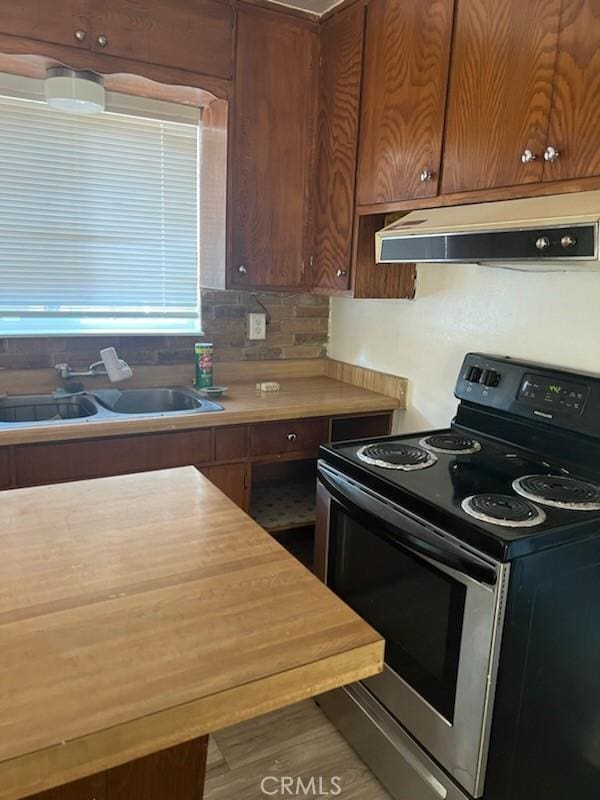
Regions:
[[250, 479, 316, 534]]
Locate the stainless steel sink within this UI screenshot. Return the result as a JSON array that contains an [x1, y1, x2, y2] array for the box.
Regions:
[[0, 394, 98, 424], [0, 386, 223, 429], [92, 386, 223, 415]]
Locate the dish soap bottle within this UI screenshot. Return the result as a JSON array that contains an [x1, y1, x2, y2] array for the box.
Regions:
[[194, 343, 214, 388]]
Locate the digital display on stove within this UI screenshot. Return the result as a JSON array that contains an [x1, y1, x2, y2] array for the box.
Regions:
[[518, 372, 588, 415]]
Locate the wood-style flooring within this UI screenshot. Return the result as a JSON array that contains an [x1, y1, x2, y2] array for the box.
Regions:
[[205, 699, 392, 799]]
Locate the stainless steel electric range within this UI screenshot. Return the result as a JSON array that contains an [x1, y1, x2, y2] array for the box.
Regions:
[[315, 353, 600, 800]]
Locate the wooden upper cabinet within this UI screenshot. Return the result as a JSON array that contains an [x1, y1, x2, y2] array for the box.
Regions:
[[543, 0, 600, 182], [89, 0, 233, 78], [0, 0, 90, 48], [312, 4, 365, 291], [442, 0, 561, 195], [230, 9, 317, 290], [356, 0, 454, 206]]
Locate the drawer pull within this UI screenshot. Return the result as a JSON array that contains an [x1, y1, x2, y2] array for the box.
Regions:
[[287, 432, 297, 442]]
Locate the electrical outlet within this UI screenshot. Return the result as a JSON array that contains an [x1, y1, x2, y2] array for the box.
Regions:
[[247, 312, 266, 340]]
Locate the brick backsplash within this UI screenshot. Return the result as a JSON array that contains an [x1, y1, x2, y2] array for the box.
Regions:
[[0, 290, 330, 370]]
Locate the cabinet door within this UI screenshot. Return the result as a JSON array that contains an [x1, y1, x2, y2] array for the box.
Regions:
[[25, 773, 105, 800], [0, 0, 90, 48], [230, 10, 317, 290], [356, 0, 454, 205], [107, 738, 207, 800], [200, 463, 249, 511], [0, 447, 10, 489], [442, 0, 561, 194], [544, 0, 600, 182], [312, 4, 365, 291], [90, 0, 233, 79]]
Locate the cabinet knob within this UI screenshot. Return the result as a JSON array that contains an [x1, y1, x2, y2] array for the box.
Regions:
[[419, 169, 434, 183], [520, 149, 537, 164], [74, 29, 87, 42], [97, 34, 108, 47], [536, 236, 551, 251], [237, 265, 247, 275], [544, 146, 560, 162], [287, 432, 297, 442], [336, 269, 347, 278]]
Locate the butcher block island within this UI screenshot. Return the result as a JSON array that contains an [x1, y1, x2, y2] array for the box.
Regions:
[[0, 467, 384, 800]]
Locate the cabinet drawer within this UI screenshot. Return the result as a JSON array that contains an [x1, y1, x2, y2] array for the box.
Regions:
[[331, 413, 393, 442], [250, 418, 329, 458], [214, 426, 248, 461], [15, 429, 211, 487]]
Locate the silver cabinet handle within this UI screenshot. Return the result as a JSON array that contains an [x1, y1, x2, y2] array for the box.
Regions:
[[521, 149, 537, 163], [287, 432, 297, 442], [336, 269, 347, 278], [419, 169, 433, 182], [237, 265, 247, 275], [97, 34, 108, 47], [561, 234, 577, 248], [544, 145, 560, 162], [74, 29, 87, 42], [536, 236, 551, 250]]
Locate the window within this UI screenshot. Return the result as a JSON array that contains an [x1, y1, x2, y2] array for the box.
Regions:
[[0, 75, 203, 334]]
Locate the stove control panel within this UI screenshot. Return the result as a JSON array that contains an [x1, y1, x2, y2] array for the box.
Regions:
[[517, 373, 588, 416], [455, 353, 600, 436]]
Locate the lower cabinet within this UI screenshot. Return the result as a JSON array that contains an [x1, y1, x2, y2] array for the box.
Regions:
[[4, 413, 393, 525], [28, 737, 208, 800], [200, 462, 249, 511]]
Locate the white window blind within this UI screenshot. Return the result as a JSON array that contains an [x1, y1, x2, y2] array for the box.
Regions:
[[0, 87, 201, 335]]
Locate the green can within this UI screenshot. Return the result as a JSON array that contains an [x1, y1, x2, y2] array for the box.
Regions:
[[194, 342, 214, 388]]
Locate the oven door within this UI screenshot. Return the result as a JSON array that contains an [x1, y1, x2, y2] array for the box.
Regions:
[[315, 462, 509, 798]]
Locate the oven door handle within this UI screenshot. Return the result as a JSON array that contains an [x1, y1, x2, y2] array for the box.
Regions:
[[318, 464, 498, 586]]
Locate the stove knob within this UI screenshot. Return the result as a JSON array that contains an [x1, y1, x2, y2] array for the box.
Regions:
[[481, 369, 501, 387], [467, 366, 483, 383]]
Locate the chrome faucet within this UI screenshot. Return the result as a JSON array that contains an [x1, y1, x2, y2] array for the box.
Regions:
[[55, 347, 133, 383], [55, 360, 109, 380]]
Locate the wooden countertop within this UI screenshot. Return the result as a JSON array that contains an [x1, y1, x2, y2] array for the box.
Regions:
[[0, 467, 384, 800], [0, 376, 401, 446]]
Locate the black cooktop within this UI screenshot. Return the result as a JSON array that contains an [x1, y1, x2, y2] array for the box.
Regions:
[[319, 427, 600, 561]]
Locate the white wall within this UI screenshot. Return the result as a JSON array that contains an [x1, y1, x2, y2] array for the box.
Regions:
[[328, 263, 600, 432]]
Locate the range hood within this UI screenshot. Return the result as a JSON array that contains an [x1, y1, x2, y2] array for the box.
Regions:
[[375, 190, 600, 267]]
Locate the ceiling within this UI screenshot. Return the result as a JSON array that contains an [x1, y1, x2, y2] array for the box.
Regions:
[[267, 0, 344, 16]]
